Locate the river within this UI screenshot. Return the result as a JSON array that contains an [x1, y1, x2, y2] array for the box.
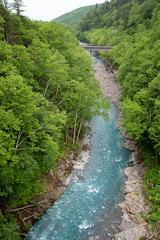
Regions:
[[25, 53, 130, 240]]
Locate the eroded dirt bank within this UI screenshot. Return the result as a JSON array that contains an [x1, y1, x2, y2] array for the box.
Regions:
[[94, 60, 150, 240]]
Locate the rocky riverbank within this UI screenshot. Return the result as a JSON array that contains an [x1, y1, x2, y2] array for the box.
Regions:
[[94, 58, 150, 240], [18, 55, 149, 239]]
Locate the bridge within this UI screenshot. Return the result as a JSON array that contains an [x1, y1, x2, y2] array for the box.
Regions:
[[79, 45, 113, 52]]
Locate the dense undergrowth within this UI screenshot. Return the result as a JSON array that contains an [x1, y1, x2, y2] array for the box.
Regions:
[[76, 0, 160, 235]]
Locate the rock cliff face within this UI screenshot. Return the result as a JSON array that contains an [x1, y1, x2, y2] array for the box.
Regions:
[[94, 59, 149, 240]]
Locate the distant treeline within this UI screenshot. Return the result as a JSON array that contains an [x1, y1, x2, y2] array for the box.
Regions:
[[54, 4, 97, 29]]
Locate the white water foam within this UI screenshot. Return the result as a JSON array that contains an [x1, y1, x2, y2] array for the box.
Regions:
[[87, 185, 99, 193], [115, 158, 122, 162], [79, 220, 93, 230]]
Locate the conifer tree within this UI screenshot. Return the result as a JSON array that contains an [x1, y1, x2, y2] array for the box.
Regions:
[[11, 0, 25, 16]]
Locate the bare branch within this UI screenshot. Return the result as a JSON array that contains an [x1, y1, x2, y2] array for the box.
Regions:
[[10, 204, 34, 212], [23, 214, 35, 221], [16, 124, 44, 150], [10, 200, 46, 212], [16, 129, 24, 150]]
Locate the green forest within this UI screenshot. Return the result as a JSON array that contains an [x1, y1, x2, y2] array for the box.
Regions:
[[54, 5, 98, 29], [0, 1, 110, 238], [76, 0, 160, 234], [0, 0, 160, 238]]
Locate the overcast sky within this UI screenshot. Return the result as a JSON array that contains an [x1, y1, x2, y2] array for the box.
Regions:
[[8, 0, 105, 21]]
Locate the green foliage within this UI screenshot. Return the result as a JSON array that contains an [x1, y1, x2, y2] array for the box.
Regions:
[[139, 237, 144, 240], [121, 98, 148, 140], [0, 73, 67, 205], [144, 166, 160, 226], [0, 213, 21, 240], [0, 2, 110, 238], [54, 5, 97, 29], [23, 222, 32, 231]]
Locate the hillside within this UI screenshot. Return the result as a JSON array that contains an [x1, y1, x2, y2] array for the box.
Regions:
[[76, 0, 160, 233], [54, 4, 100, 29]]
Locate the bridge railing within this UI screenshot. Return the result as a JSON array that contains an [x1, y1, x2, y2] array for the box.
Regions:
[[79, 45, 113, 51]]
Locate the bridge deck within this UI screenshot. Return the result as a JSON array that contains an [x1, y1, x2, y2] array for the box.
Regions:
[[79, 45, 113, 51]]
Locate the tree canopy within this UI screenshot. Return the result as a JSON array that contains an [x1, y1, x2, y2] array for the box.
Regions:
[[0, 2, 110, 238]]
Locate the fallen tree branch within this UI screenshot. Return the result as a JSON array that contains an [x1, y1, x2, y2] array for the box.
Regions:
[[23, 214, 35, 221], [10, 204, 35, 212], [10, 200, 46, 212]]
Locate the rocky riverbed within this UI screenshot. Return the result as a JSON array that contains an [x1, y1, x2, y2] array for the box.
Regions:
[[94, 59, 150, 240]]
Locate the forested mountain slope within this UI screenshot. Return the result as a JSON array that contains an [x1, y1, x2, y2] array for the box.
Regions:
[[0, 1, 110, 238], [76, 0, 160, 232], [54, 5, 97, 29]]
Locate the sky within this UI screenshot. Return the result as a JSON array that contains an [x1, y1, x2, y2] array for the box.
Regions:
[[8, 0, 105, 21]]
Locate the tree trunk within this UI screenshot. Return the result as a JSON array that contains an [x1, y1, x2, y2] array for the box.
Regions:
[[76, 118, 84, 143], [44, 79, 51, 97], [73, 112, 78, 145]]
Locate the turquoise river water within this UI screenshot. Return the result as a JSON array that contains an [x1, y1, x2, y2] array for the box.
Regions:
[[26, 55, 130, 240]]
